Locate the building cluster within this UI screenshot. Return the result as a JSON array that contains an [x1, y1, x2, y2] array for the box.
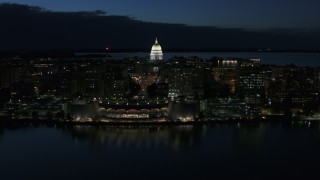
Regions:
[[1, 38, 319, 121]]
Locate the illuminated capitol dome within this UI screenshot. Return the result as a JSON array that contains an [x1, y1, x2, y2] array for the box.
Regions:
[[150, 37, 163, 61]]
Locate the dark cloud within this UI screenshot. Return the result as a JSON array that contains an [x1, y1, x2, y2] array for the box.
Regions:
[[0, 3, 319, 50]]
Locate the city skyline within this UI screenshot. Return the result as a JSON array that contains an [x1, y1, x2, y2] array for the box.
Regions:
[[1, 1, 320, 179]]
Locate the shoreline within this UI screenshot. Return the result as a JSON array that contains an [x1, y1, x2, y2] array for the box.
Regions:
[[1, 115, 319, 126]]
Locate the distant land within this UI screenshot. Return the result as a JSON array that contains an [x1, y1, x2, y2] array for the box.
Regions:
[[1, 48, 320, 59]]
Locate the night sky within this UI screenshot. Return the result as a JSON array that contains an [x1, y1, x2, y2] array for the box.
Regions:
[[2, 0, 320, 29], [0, 0, 320, 50]]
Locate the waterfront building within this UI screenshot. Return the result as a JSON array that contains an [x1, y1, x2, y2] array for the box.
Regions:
[[100, 100, 168, 120], [168, 98, 199, 121], [68, 99, 99, 120]]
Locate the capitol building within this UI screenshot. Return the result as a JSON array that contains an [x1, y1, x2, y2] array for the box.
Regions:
[[150, 37, 163, 61]]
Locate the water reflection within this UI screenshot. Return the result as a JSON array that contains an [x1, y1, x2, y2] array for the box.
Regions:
[[234, 123, 266, 149], [64, 123, 270, 151], [1, 120, 320, 180], [1, 120, 320, 149], [0, 121, 34, 133], [62, 125, 207, 150]]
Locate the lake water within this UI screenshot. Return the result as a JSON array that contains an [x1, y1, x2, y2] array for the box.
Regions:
[[108, 52, 320, 67], [1, 121, 320, 179]]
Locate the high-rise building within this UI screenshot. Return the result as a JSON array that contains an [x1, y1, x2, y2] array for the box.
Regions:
[[0, 65, 25, 89], [150, 37, 163, 61], [213, 60, 238, 94], [77, 63, 105, 98], [166, 67, 204, 98], [314, 67, 320, 91], [237, 66, 271, 103]]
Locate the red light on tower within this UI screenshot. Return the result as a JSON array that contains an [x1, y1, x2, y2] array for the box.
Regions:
[[105, 47, 109, 52]]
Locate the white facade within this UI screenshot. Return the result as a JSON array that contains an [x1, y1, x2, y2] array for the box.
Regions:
[[150, 37, 163, 61]]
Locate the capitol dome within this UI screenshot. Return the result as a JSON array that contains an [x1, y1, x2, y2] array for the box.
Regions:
[[151, 42, 162, 52], [150, 37, 163, 61]]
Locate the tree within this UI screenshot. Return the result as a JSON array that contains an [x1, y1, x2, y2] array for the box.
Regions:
[[147, 83, 157, 98], [129, 77, 141, 97]]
